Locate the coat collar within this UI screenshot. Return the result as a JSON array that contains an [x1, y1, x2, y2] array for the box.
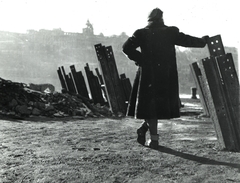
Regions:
[[145, 21, 165, 29]]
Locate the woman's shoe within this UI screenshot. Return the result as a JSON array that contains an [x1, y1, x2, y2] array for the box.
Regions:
[[148, 134, 159, 150], [137, 123, 149, 146], [149, 140, 159, 150]]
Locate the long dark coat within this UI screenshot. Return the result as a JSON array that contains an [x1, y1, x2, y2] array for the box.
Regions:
[[122, 21, 206, 119]]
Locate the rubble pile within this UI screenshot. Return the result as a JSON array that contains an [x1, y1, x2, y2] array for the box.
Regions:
[[0, 77, 112, 119]]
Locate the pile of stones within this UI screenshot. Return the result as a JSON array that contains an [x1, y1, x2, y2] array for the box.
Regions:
[[0, 77, 112, 119]]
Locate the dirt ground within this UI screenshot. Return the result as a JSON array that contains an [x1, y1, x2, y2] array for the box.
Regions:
[[0, 98, 240, 183]]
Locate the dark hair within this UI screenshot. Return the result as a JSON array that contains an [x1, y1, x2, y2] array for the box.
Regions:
[[148, 8, 163, 22]]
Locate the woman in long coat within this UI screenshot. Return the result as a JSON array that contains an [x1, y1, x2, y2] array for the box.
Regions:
[[122, 8, 208, 149]]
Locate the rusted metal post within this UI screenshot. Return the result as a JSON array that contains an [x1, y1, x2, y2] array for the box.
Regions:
[[104, 46, 126, 114], [70, 65, 89, 99], [84, 63, 104, 104], [57, 67, 67, 90], [76, 71, 89, 99], [206, 35, 225, 57], [68, 73, 77, 94], [191, 87, 197, 99], [70, 65, 81, 94], [95, 68, 108, 103], [120, 73, 132, 102], [61, 66, 71, 92], [95, 68, 104, 84], [216, 53, 240, 141], [198, 57, 239, 151], [94, 44, 120, 114], [196, 34, 240, 151], [190, 62, 209, 116]]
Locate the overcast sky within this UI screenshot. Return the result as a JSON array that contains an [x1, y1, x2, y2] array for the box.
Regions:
[[0, 0, 239, 48]]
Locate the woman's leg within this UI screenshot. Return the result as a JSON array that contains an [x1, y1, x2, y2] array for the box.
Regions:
[[146, 118, 159, 149], [146, 118, 158, 135]]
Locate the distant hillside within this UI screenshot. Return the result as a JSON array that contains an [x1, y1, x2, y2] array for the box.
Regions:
[[176, 46, 238, 94], [0, 28, 238, 94]]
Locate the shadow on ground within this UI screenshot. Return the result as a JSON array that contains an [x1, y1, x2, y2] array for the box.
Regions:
[[156, 145, 240, 171]]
